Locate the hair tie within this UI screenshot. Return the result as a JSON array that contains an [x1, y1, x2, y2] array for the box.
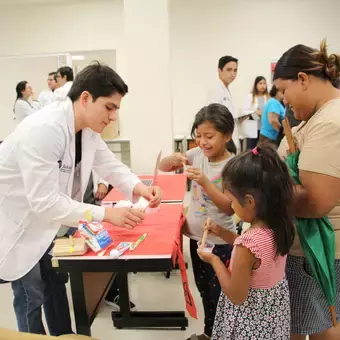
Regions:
[[252, 147, 259, 156]]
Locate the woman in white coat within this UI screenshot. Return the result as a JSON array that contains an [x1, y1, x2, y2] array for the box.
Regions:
[[14, 81, 41, 123], [243, 76, 269, 149], [0, 63, 162, 336]]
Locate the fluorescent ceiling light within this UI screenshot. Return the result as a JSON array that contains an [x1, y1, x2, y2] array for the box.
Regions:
[[72, 55, 85, 60]]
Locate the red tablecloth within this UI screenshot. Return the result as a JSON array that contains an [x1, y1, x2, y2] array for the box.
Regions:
[[73, 203, 197, 319], [103, 174, 187, 203], [83, 203, 184, 259]]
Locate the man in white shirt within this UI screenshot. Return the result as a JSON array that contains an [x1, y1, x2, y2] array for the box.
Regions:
[[38, 72, 58, 106], [207, 56, 240, 152], [53, 66, 74, 101], [0, 63, 162, 336]]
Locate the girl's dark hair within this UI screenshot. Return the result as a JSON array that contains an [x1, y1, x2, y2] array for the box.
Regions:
[[222, 144, 294, 256], [191, 103, 236, 154], [251, 76, 269, 104], [274, 39, 340, 88], [269, 84, 279, 97], [15, 81, 28, 100]]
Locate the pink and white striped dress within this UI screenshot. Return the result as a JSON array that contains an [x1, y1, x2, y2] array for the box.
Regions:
[[212, 227, 290, 340]]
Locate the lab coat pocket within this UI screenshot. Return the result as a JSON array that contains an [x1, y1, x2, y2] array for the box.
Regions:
[[0, 211, 24, 262]]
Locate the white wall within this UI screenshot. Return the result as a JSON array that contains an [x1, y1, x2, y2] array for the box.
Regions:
[[0, 0, 123, 140], [0, 0, 123, 56], [169, 0, 340, 135]]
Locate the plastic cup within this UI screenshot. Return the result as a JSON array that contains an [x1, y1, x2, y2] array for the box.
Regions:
[[197, 240, 215, 253]]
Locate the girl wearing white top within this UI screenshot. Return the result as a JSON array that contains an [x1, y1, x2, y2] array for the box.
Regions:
[[14, 81, 41, 123], [243, 76, 269, 149]]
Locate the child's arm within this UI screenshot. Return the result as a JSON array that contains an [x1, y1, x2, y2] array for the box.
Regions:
[[198, 245, 254, 305], [201, 181, 234, 215], [187, 168, 234, 215], [159, 153, 188, 172]]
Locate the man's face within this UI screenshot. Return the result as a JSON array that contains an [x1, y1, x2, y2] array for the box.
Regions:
[[81, 92, 123, 133], [56, 72, 67, 87], [218, 61, 238, 86], [47, 75, 57, 91]]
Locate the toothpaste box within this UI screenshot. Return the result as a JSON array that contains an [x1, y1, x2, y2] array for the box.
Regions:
[[78, 221, 113, 253]]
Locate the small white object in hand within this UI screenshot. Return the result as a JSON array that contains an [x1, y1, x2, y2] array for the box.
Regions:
[[197, 240, 215, 253]]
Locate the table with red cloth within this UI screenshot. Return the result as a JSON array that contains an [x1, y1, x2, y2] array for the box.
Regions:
[[102, 174, 187, 204], [53, 203, 192, 336]]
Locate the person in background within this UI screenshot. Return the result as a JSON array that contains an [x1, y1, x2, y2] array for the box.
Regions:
[[38, 72, 58, 107], [243, 76, 270, 149], [160, 104, 236, 340], [53, 66, 74, 101], [258, 84, 285, 148], [275, 40, 340, 340], [14, 81, 41, 123], [200, 145, 294, 339], [207, 56, 240, 152]]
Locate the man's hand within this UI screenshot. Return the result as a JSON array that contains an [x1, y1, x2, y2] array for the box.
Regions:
[[186, 168, 209, 187], [133, 183, 162, 208], [95, 183, 108, 200], [104, 207, 144, 229]]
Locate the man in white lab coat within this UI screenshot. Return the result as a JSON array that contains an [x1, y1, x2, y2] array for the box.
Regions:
[[53, 66, 74, 101], [38, 72, 58, 106], [0, 63, 162, 335], [207, 55, 240, 152]]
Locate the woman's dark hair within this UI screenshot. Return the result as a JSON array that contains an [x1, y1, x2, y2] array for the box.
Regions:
[[274, 39, 340, 88], [251, 76, 268, 104], [191, 103, 236, 154], [222, 144, 294, 256], [269, 84, 279, 98], [15, 81, 28, 100], [68, 62, 128, 102]]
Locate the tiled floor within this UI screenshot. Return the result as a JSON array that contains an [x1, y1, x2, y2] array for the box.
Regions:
[[0, 236, 205, 340]]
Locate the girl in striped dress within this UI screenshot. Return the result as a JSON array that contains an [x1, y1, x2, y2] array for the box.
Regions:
[[197, 145, 294, 339]]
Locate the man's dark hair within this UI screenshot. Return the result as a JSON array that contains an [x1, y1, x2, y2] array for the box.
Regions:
[[48, 72, 57, 81], [218, 56, 238, 70], [57, 66, 74, 82], [68, 62, 128, 102]]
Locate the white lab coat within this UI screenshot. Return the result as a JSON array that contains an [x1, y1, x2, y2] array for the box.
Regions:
[[207, 80, 240, 152], [0, 98, 140, 281], [14, 98, 41, 123], [38, 90, 54, 107], [243, 93, 269, 123], [52, 81, 73, 102]]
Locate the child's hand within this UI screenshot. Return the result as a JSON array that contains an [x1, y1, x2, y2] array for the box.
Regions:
[[197, 248, 217, 264], [204, 220, 222, 237], [172, 153, 188, 168], [186, 168, 209, 187]]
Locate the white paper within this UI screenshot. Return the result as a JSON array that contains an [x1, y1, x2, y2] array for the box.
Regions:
[[241, 120, 258, 138]]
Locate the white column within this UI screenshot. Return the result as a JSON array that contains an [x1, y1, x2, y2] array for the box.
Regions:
[[117, 0, 173, 174]]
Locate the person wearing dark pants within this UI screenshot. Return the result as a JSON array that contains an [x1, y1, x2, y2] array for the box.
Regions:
[[10, 245, 73, 335], [0, 64, 162, 336], [190, 240, 232, 338]]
